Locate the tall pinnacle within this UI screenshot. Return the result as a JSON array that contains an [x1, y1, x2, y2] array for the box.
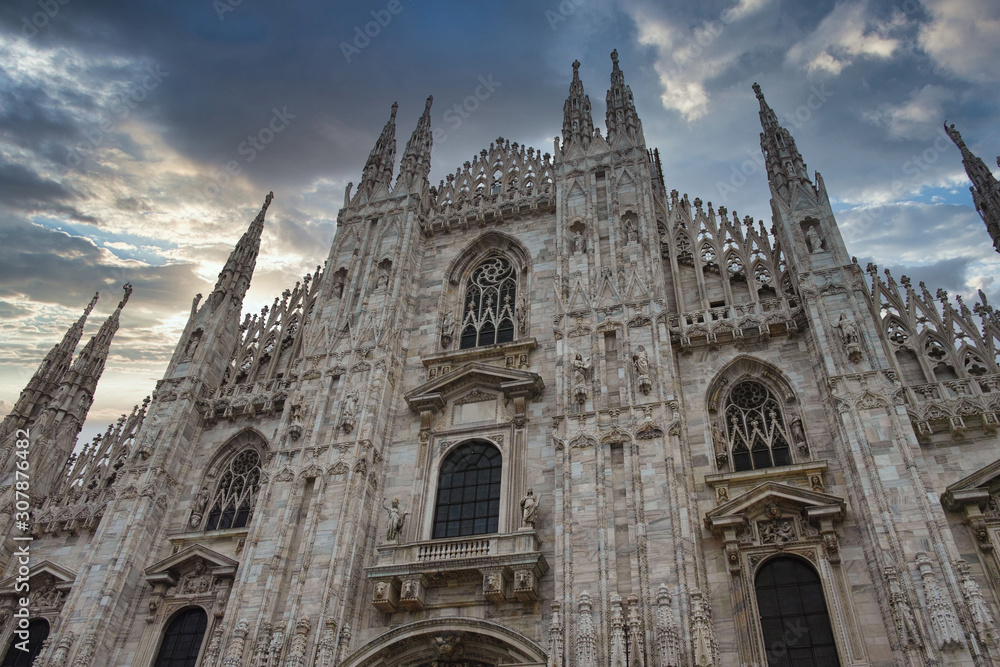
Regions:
[[396, 96, 433, 191], [753, 82, 811, 199], [945, 122, 1000, 253], [357, 102, 398, 200], [563, 60, 594, 147], [69, 284, 132, 386], [605, 49, 643, 144], [213, 192, 273, 303], [0, 292, 100, 440]]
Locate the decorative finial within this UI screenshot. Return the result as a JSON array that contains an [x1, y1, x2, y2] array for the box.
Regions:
[[943, 121, 964, 148], [752, 82, 762, 98], [119, 282, 133, 308], [390, 101, 398, 118], [610, 49, 619, 64]]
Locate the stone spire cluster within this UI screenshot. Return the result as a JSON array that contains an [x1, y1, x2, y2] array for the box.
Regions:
[[754, 82, 811, 199], [0, 292, 98, 441], [562, 60, 594, 147], [356, 102, 398, 202], [605, 49, 642, 144], [945, 122, 1000, 254]]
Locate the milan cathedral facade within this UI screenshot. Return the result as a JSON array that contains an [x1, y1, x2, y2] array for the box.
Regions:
[[2, 51, 1000, 667]]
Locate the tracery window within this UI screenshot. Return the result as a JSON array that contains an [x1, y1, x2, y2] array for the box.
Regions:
[[755, 557, 838, 666], [0, 619, 48, 667], [460, 256, 516, 349], [432, 441, 502, 538], [153, 608, 208, 667], [205, 449, 261, 531], [725, 380, 792, 472]]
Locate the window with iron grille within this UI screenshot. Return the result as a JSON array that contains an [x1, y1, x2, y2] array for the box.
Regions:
[[725, 380, 792, 472], [459, 256, 516, 349], [153, 608, 208, 667], [205, 449, 261, 531], [755, 557, 839, 666], [433, 441, 502, 538]]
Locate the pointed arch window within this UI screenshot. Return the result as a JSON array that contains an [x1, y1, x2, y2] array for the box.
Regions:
[[205, 449, 261, 531], [433, 441, 502, 538], [460, 256, 517, 349], [153, 608, 208, 667], [1, 619, 48, 667], [755, 557, 838, 665], [725, 380, 793, 472]]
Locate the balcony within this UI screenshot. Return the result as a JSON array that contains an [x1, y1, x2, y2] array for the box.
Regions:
[[365, 530, 548, 609]]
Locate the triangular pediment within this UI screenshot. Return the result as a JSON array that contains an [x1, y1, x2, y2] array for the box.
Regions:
[[145, 544, 239, 584], [405, 362, 543, 414], [0, 560, 75, 595], [942, 457, 1000, 511], [706, 480, 845, 532]]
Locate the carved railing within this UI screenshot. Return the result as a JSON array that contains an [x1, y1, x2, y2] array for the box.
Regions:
[[903, 373, 1000, 439], [366, 530, 548, 608], [198, 378, 290, 424], [668, 297, 804, 350]]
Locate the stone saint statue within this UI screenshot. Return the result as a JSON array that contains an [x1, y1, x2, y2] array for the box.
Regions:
[[805, 224, 823, 253], [632, 345, 649, 376], [382, 498, 408, 541], [520, 488, 539, 527]]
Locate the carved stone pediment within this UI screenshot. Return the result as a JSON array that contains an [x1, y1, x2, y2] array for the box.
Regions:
[[941, 457, 1000, 512], [144, 544, 238, 588], [0, 560, 75, 612], [405, 362, 543, 416], [144, 545, 239, 622], [706, 480, 846, 532]]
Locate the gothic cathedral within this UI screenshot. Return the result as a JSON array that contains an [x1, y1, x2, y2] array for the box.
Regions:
[[2, 51, 1000, 667]]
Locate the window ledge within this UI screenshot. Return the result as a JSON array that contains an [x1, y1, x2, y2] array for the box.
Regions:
[[705, 461, 829, 497], [421, 338, 537, 377], [365, 530, 548, 608]]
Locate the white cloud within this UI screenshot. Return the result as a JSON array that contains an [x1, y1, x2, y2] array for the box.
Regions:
[[862, 84, 955, 140], [918, 0, 1000, 83], [785, 1, 899, 76]]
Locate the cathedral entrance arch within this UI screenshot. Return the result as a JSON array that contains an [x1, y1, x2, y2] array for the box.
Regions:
[[339, 618, 546, 667]]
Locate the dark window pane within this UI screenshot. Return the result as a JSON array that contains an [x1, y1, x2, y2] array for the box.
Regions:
[[432, 441, 502, 539], [153, 608, 207, 667]]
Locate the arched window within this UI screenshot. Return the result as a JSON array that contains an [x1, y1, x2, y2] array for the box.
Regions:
[[460, 256, 516, 349], [153, 608, 208, 667], [0, 619, 48, 667], [205, 449, 261, 531], [433, 441, 502, 538], [755, 557, 838, 666], [725, 380, 792, 472]]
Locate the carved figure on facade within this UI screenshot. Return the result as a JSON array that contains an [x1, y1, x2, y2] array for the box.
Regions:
[[34, 573, 64, 608], [179, 558, 213, 595], [915, 552, 965, 651], [572, 228, 587, 254], [288, 398, 304, 440], [571, 351, 593, 404], [516, 292, 527, 335], [341, 392, 359, 433], [790, 417, 808, 454], [633, 344, 652, 394], [520, 488, 539, 527], [885, 566, 922, 648], [805, 224, 824, 253], [759, 519, 795, 544], [623, 214, 638, 244], [957, 560, 997, 647], [836, 313, 863, 362], [382, 497, 408, 542], [48, 630, 74, 667], [190, 485, 210, 527], [440, 310, 455, 349]]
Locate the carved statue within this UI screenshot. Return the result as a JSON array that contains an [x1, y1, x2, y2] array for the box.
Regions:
[[190, 486, 210, 527], [632, 344, 649, 376], [440, 310, 454, 348], [180, 559, 212, 595], [375, 266, 390, 290], [382, 497, 408, 541], [805, 224, 823, 253], [572, 352, 593, 404], [836, 313, 863, 362], [622, 215, 638, 243], [516, 292, 527, 334], [520, 488, 539, 527], [572, 229, 587, 254]]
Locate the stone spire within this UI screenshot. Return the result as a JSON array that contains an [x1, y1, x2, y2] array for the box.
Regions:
[[754, 82, 811, 200], [562, 60, 594, 147], [605, 49, 643, 144], [0, 292, 98, 441], [212, 191, 273, 305], [945, 122, 1000, 254], [396, 96, 433, 192], [356, 102, 398, 201], [63, 284, 132, 393]]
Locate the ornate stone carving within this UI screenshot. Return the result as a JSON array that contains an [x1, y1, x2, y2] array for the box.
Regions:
[[382, 497, 408, 542], [633, 344, 652, 394], [956, 560, 997, 648], [690, 589, 716, 666], [520, 488, 539, 528], [189, 486, 210, 528], [482, 570, 506, 604], [836, 313, 862, 363], [915, 552, 964, 651], [222, 618, 250, 667], [655, 584, 679, 667], [571, 351, 592, 404], [284, 617, 310, 667], [577, 591, 597, 667]]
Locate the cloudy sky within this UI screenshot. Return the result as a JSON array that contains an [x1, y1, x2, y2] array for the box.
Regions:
[[1, 0, 998, 441]]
